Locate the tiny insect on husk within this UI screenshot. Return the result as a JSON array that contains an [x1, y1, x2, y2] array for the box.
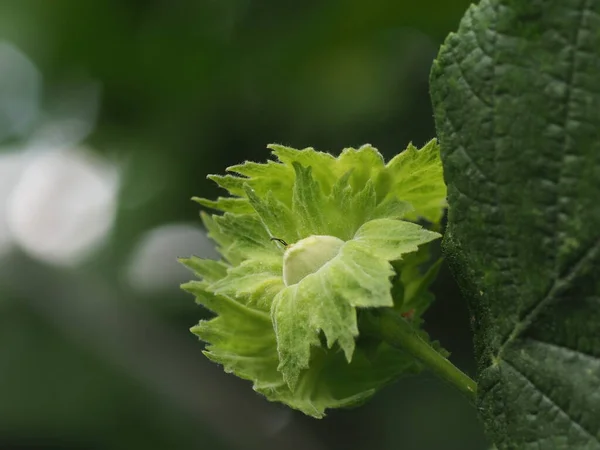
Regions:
[[270, 237, 288, 247]]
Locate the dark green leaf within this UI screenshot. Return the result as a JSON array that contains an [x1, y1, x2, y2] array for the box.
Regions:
[[431, 0, 600, 448]]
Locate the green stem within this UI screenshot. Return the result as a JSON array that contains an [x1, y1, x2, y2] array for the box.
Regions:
[[361, 308, 477, 403]]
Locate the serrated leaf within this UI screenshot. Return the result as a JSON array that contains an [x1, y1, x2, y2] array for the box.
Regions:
[[200, 211, 238, 262], [199, 307, 423, 418], [272, 243, 394, 388], [191, 296, 278, 383], [227, 160, 287, 178], [327, 180, 378, 241], [275, 342, 422, 418], [190, 264, 423, 419], [213, 213, 280, 263], [192, 196, 254, 214], [269, 144, 338, 194], [352, 218, 441, 261], [207, 174, 246, 197], [227, 160, 295, 206], [186, 141, 449, 418], [370, 196, 414, 220], [209, 259, 284, 311], [348, 180, 377, 228], [272, 220, 439, 389], [291, 162, 329, 236], [182, 281, 269, 320], [179, 256, 228, 283], [384, 139, 447, 223], [244, 185, 298, 243], [337, 145, 385, 193], [326, 171, 355, 239], [431, 1, 600, 448]]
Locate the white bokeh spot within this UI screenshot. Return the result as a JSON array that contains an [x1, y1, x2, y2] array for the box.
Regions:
[[6, 148, 119, 266]]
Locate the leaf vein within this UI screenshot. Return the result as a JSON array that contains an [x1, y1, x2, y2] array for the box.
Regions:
[[524, 337, 600, 363], [502, 360, 600, 444], [497, 234, 600, 357], [442, 112, 495, 185], [454, 56, 492, 108]]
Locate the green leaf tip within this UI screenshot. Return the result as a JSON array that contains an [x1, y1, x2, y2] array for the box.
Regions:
[[182, 141, 448, 417]]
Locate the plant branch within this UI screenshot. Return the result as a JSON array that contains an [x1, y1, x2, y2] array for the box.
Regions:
[[361, 308, 477, 403]]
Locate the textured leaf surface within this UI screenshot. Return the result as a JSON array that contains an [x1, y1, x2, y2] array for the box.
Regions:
[[431, 0, 600, 448]]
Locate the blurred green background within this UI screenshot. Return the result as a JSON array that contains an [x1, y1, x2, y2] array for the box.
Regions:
[[0, 1, 489, 449]]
